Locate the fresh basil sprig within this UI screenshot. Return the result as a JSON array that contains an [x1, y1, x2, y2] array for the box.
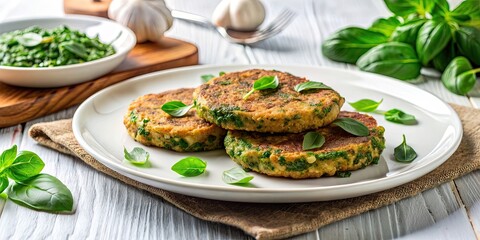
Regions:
[[302, 132, 325, 150], [394, 134, 418, 163], [441, 56, 480, 95], [321, 27, 388, 64], [0, 145, 74, 213], [243, 76, 279, 100], [368, 16, 401, 37], [348, 99, 383, 112], [294, 81, 332, 92], [124, 147, 150, 165], [161, 101, 194, 117], [171, 156, 207, 177], [357, 42, 422, 80], [332, 118, 370, 136], [201, 71, 227, 83], [222, 167, 254, 184], [384, 109, 417, 125]]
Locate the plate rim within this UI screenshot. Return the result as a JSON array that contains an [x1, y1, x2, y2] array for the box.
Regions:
[[72, 64, 463, 199]]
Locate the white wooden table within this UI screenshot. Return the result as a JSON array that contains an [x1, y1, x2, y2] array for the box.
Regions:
[[1, 0, 479, 239]]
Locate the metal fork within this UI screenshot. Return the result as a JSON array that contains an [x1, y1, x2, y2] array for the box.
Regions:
[[171, 9, 296, 44]]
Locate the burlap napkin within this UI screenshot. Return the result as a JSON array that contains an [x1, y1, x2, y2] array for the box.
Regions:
[[28, 104, 480, 240]]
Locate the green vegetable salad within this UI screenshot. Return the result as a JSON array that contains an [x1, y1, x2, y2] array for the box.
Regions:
[[0, 26, 115, 67]]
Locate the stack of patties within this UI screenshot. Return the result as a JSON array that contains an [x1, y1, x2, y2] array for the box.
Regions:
[[194, 69, 385, 179], [124, 69, 386, 179]]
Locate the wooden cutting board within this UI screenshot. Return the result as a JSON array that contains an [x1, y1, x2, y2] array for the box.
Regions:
[[0, 37, 198, 127]]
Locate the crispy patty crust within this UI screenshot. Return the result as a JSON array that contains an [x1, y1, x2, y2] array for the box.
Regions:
[[224, 112, 386, 179], [124, 88, 226, 152], [194, 69, 345, 133]]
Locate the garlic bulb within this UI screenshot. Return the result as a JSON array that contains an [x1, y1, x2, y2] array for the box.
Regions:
[[212, 0, 266, 31], [108, 0, 173, 43]]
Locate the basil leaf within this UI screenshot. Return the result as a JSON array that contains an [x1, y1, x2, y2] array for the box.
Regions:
[[16, 33, 42, 47], [432, 40, 457, 72], [222, 167, 254, 184], [0, 145, 17, 172], [201, 74, 215, 82], [369, 17, 402, 37], [302, 132, 325, 150], [348, 99, 383, 112], [394, 134, 417, 163], [60, 42, 88, 60], [450, 0, 480, 28], [171, 156, 206, 177], [384, 0, 435, 17], [243, 75, 279, 99], [123, 147, 149, 165], [431, 0, 450, 16], [332, 118, 370, 137], [441, 56, 478, 95], [384, 109, 417, 125], [7, 174, 74, 213], [455, 26, 480, 66], [0, 176, 8, 194], [219, 71, 226, 76], [322, 27, 388, 64], [390, 19, 426, 46], [161, 101, 194, 117], [357, 42, 421, 80], [416, 18, 452, 66], [6, 151, 45, 182], [294, 81, 332, 92]]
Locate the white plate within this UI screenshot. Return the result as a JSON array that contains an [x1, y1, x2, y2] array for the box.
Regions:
[[72, 65, 462, 203], [0, 15, 136, 88]]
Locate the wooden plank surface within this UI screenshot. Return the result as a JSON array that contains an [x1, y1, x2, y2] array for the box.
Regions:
[[0, 0, 479, 239]]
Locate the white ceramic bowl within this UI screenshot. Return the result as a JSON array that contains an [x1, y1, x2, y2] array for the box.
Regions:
[[0, 15, 136, 88]]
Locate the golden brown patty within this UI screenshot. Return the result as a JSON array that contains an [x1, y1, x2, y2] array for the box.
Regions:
[[193, 69, 345, 133], [124, 88, 226, 152], [224, 112, 386, 179]]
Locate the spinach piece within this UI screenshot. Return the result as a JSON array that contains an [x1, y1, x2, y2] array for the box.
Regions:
[[6, 150, 45, 182], [394, 134, 417, 163], [222, 167, 254, 184], [348, 99, 383, 112], [332, 117, 370, 136], [369, 17, 401, 37], [243, 75, 279, 100], [357, 42, 421, 80], [171, 156, 207, 177], [441, 56, 479, 95], [302, 132, 325, 150], [384, 109, 417, 125], [294, 81, 332, 92], [390, 19, 426, 46], [455, 26, 480, 66], [416, 18, 452, 66], [7, 174, 74, 213], [161, 101, 194, 117], [123, 147, 150, 165], [321, 27, 388, 64]]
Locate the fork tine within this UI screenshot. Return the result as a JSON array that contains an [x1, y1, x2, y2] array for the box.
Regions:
[[256, 10, 296, 39], [259, 9, 294, 34]]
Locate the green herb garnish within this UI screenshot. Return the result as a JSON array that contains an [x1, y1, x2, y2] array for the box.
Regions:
[[332, 117, 370, 136], [394, 134, 417, 163], [302, 132, 325, 150], [161, 101, 194, 117], [294, 81, 332, 92], [348, 99, 383, 112], [0, 145, 74, 213], [123, 147, 150, 165], [171, 156, 207, 177], [201, 74, 215, 82], [243, 76, 279, 100], [441, 56, 480, 95], [222, 167, 254, 184], [384, 109, 417, 125]]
